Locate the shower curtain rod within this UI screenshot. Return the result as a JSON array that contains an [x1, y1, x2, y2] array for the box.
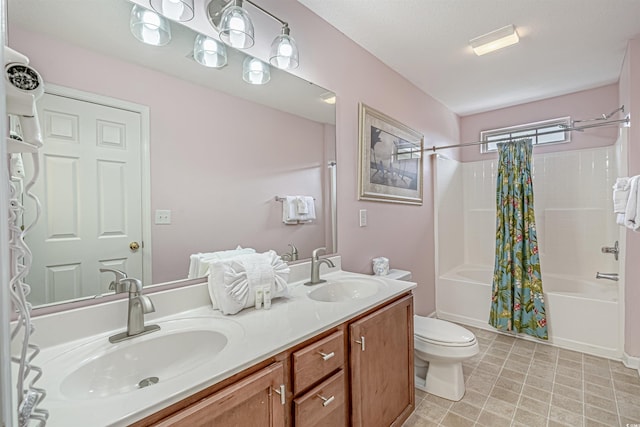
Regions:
[[425, 116, 630, 153]]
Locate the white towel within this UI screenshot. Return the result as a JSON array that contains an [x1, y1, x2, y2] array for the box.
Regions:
[[296, 196, 309, 214], [282, 196, 315, 224], [187, 246, 256, 279], [208, 250, 290, 315], [624, 176, 640, 231], [613, 177, 631, 213], [282, 196, 298, 224]]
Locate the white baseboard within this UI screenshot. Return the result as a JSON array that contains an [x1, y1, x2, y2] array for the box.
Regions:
[[622, 352, 640, 376]]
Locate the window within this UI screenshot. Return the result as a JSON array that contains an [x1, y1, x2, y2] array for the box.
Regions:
[[480, 117, 571, 153]]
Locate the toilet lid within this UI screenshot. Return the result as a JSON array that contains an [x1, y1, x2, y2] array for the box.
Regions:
[[414, 316, 476, 345]]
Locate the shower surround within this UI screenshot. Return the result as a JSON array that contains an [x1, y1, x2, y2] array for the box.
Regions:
[[435, 143, 624, 359]]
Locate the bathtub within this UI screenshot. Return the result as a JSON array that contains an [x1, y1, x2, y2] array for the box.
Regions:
[[436, 265, 622, 359]]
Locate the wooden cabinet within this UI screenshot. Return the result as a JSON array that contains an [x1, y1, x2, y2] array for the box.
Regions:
[[349, 295, 414, 427], [153, 362, 286, 427], [293, 370, 347, 427]]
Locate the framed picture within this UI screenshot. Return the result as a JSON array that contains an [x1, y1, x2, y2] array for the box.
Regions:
[[358, 103, 424, 205]]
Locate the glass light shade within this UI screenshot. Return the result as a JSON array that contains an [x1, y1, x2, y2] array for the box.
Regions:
[[269, 31, 299, 70], [150, 0, 194, 22], [218, 4, 254, 49], [130, 5, 171, 46], [242, 57, 270, 85], [470, 25, 519, 56], [194, 34, 227, 68]]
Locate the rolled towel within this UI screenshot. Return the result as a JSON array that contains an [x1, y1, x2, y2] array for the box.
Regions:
[[187, 246, 256, 279], [208, 250, 290, 315]]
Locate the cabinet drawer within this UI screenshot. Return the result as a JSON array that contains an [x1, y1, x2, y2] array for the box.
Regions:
[[294, 370, 347, 427], [292, 330, 344, 394]]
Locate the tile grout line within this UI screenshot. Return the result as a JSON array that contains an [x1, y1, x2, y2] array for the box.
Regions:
[[544, 343, 559, 427], [609, 360, 624, 427]]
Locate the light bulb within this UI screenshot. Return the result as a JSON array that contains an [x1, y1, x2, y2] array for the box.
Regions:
[[161, 0, 185, 20], [229, 15, 246, 48]]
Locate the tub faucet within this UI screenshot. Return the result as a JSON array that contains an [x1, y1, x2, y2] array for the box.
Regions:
[[100, 268, 128, 293], [305, 247, 335, 286], [109, 278, 160, 343], [595, 272, 619, 282]]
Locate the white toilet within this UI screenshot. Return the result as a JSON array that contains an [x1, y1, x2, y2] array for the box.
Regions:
[[384, 269, 479, 402], [413, 316, 479, 401]]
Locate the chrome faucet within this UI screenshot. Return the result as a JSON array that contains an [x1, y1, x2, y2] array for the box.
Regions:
[[596, 272, 619, 282], [601, 241, 619, 261], [100, 268, 128, 293], [109, 278, 160, 343], [305, 247, 335, 286], [281, 243, 299, 262]]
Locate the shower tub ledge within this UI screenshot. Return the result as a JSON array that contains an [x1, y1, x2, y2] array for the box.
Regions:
[[436, 265, 622, 360]]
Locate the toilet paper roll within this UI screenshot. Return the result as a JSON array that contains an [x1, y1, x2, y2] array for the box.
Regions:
[[372, 257, 389, 276]]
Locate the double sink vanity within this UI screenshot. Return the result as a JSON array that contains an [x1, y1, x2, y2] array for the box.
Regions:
[[23, 257, 416, 426]]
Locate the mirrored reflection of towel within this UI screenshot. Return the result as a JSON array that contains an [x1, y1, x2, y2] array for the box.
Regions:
[[208, 250, 290, 315], [187, 246, 256, 279], [282, 195, 316, 224]]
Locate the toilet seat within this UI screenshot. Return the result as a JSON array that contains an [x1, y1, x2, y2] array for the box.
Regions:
[[414, 316, 476, 347]]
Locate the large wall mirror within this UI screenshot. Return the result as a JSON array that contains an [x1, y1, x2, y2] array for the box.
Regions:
[[8, 0, 337, 310]]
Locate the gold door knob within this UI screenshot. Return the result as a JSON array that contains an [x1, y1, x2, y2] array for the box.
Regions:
[[129, 241, 140, 251]]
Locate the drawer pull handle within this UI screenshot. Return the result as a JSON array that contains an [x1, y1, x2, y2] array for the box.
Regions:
[[355, 336, 365, 351], [273, 384, 286, 405], [316, 393, 335, 407], [318, 351, 335, 361]]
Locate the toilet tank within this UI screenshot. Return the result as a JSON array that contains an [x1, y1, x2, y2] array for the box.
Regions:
[[384, 269, 412, 281]]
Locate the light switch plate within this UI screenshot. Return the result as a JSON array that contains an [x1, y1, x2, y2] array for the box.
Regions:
[[359, 209, 367, 227], [155, 209, 171, 225]]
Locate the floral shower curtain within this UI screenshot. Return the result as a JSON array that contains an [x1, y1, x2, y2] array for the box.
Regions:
[[489, 139, 548, 340]]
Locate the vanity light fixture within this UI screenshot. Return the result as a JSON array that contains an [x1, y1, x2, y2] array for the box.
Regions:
[[149, 0, 194, 22], [469, 24, 519, 56], [242, 57, 270, 85], [130, 4, 172, 46], [208, 0, 300, 70], [193, 34, 228, 68]]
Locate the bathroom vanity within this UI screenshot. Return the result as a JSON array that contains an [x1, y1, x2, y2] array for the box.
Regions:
[[21, 259, 416, 426], [142, 294, 413, 427]]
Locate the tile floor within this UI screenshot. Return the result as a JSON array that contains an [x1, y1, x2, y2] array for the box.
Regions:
[[403, 325, 640, 427]]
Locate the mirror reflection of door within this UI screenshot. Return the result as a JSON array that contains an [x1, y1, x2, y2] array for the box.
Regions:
[[23, 90, 147, 305]]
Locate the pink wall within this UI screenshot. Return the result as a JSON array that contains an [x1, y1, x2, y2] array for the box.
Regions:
[[460, 84, 619, 162], [10, 27, 329, 284], [619, 39, 640, 358], [257, 0, 460, 316]]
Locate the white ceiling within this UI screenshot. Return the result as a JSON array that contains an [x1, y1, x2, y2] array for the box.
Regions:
[[297, 0, 640, 116]]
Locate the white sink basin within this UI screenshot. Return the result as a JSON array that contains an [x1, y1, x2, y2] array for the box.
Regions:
[[307, 277, 386, 302], [53, 317, 241, 400]]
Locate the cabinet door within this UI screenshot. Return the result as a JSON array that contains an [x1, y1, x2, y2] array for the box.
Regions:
[[154, 362, 286, 427], [294, 370, 348, 427], [349, 295, 414, 427]]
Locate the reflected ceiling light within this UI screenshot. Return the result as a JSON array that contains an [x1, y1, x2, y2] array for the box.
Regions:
[[243, 57, 270, 85], [130, 5, 172, 46], [269, 24, 299, 70], [469, 24, 519, 56], [194, 34, 228, 68], [208, 0, 300, 69], [149, 0, 194, 22], [320, 92, 336, 105]]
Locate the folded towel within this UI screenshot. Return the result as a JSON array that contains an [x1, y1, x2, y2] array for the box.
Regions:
[[296, 196, 309, 214], [624, 176, 640, 231], [613, 177, 631, 213], [296, 196, 316, 223], [282, 196, 298, 224], [208, 250, 290, 315], [187, 246, 256, 279], [617, 213, 625, 226]]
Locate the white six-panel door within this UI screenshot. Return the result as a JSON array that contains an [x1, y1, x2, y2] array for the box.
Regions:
[[25, 92, 144, 305]]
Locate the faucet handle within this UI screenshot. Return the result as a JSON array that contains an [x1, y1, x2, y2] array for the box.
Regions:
[[100, 268, 128, 292], [311, 247, 327, 259], [120, 277, 142, 294]]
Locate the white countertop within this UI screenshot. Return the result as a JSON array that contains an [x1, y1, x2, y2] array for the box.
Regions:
[[24, 262, 416, 426]]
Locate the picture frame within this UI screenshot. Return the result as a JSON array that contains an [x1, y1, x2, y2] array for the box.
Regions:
[[358, 103, 424, 205]]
